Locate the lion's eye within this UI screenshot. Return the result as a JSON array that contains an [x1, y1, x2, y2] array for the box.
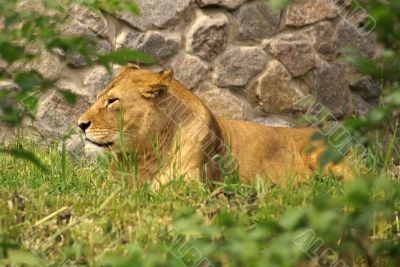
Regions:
[[107, 98, 119, 106]]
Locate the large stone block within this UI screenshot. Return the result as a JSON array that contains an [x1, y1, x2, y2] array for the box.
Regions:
[[269, 35, 316, 77], [115, 29, 142, 50], [336, 20, 376, 58], [118, 0, 191, 31], [34, 90, 90, 139], [233, 1, 279, 41], [352, 93, 373, 116], [313, 62, 352, 118], [83, 66, 113, 101], [28, 51, 63, 80], [69, 5, 109, 38], [196, 86, 246, 120], [136, 32, 181, 60], [253, 60, 308, 113], [310, 21, 337, 60], [186, 13, 229, 61], [350, 76, 381, 104], [116, 30, 182, 61], [284, 0, 338, 27], [61, 19, 95, 38], [170, 54, 209, 89], [213, 46, 266, 88], [56, 19, 112, 68]]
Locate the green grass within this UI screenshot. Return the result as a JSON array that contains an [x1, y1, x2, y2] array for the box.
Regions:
[[0, 140, 400, 267]]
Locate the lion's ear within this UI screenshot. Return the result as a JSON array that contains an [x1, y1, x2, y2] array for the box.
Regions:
[[139, 85, 168, 99], [139, 68, 173, 99], [159, 68, 174, 84]]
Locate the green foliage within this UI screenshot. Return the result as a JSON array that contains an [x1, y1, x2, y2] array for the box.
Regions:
[[0, 147, 48, 172], [274, 0, 400, 170], [98, 49, 157, 69], [0, 141, 399, 266], [267, 0, 291, 11], [0, 0, 152, 127], [0, 0, 155, 169], [0, 0, 400, 266], [341, 0, 400, 150]]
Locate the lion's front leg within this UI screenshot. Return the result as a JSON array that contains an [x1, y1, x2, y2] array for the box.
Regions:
[[151, 148, 205, 189], [151, 167, 203, 190]]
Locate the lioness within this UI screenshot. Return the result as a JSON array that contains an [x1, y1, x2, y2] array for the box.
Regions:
[[78, 64, 351, 186]]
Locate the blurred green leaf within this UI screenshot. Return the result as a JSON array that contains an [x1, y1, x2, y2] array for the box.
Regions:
[[0, 148, 48, 172], [344, 180, 370, 208], [15, 92, 39, 114], [281, 208, 308, 230], [98, 49, 156, 67], [0, 42, 25, 63], [14, 71, 52, 92], [267, 0, 291, 11], [92, 0, 141, 15], [59, 89, 77, 105], [318, 149, 342, 169], [7, 250, 42, 267]]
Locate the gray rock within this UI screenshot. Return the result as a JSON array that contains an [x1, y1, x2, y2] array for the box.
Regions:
[[196, 0, 249, 10], [136, 31, 181, 60], [253, 116, 293, 128], [233, 1, 279, 41], [196, 86, 245, 120], [269, 35, 316, 77], [62, 134, 86, 159], [350, 76, 381, 103], [313, 62, 352, 118], [253, 60, 308, 113], [66, 53, 87, 68], [97, 40, 112, 55], [0, 126, 15, 144], [69, 5, 109, 37], [187, 13, 229, 61], [34, 90, 90, 139], [56, 38, 112, 68], [170, 54, 209, 89], [336, 20, 376, 58], [311, 21, 337, 60], [299, 71, 316, 90], [284, 0, 338, 26], [213, 46, 266, 88], [29, 51, 62, 80], [118, 0, 191, 31], [112, 30, 180, 61], [83, 66, 113, 101], [115, 29, 142, 50], [352, 93, 373, 116], [55, 78, 88, 99], [0, 80, 19, 91], [61, 19, 95, 38]]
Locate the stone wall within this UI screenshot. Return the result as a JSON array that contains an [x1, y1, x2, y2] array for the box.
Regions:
[[15, 0, 379, 154]]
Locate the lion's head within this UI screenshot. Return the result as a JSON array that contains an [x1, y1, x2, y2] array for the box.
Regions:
[[78, 65, 174, 152]]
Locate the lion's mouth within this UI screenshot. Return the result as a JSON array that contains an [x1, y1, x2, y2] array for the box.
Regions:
[[86, 138, 114, 148]]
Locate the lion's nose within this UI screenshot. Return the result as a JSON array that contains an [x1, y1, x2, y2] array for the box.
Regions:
[[78, 121, 91, 133]]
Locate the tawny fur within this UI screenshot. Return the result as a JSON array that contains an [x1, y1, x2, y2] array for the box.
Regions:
[[78, 65, 352, 186]]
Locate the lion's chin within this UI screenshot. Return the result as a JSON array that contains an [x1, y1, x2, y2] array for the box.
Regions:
[[86, 138, 114, 148]]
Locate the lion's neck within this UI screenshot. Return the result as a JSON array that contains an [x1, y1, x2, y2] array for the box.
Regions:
[[121, 82, 221, 184]]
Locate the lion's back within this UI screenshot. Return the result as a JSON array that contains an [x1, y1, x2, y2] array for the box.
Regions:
[[215, 118, 318, 182]]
